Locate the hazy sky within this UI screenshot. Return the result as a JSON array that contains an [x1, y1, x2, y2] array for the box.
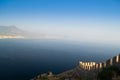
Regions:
[[0, 0, 120, 43]]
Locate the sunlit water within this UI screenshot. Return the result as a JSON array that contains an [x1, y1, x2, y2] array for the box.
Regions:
[[0, 39, 120, 80]]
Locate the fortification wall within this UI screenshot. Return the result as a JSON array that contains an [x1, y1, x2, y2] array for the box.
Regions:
[[79, 54, 120, 71], [79, 61, 96, 71]]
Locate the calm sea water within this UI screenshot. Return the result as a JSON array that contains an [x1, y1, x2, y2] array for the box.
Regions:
[[0, 39, 120, 80]]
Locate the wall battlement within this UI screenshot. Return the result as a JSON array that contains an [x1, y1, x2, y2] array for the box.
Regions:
[[79, 54, 120, 71]]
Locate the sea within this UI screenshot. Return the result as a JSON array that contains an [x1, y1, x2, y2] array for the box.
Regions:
[[0, 39, 120, 80]]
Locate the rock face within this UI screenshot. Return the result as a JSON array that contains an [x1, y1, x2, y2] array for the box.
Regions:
[[32, 54, 120, 80]]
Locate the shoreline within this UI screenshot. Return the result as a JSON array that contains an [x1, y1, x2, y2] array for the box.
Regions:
[[0, 35, 25, 39]]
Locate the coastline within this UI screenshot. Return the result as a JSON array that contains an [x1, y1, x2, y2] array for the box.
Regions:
[[0, 35, 25, 39]]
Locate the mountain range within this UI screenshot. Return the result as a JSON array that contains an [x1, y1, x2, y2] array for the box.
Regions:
[[0, 26, 27, 36], [0, 25, 66, 39]]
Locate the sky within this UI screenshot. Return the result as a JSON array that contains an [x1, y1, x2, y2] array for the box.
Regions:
[[0, 0, 120, 44]]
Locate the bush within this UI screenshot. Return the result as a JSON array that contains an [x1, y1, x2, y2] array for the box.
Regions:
[[97, 65, 120, 80]]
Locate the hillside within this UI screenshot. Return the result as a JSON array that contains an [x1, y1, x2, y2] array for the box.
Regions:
[[0, 26, 65, 39], [32, 54, 120, 80], [0, 26, 27, 36]]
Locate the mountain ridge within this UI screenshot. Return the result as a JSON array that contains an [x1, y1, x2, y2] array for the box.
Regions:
[[0, 25, 27, 36], [0, 25, 67, 39]]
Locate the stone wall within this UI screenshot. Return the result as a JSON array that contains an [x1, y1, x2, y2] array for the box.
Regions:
[[79, 54, 120, 71], [79, 61, 96, 71]]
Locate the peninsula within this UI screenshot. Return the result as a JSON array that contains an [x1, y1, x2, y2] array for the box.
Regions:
[[0, 26, 26, 39], [0, 26, 66, 39]]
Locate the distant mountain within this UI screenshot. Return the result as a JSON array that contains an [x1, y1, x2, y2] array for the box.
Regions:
[[0, 25, 66, 39], [0, 26, 27, 36]]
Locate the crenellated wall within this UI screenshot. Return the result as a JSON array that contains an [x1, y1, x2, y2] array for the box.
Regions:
[[79, 61, 96, 71], [106, 58, 112, 67], [79, 54, 120, 71]]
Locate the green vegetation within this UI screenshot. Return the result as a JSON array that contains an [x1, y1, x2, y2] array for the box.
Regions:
[[97, 65, 120, 80]]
